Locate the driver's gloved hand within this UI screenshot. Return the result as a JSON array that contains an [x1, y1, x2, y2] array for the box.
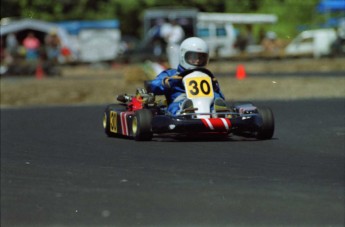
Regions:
[[164, 75, 182, 88], [212, 78, 220, 92]]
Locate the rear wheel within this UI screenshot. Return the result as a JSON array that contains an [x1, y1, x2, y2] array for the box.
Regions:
[[256, 107, 275, 140], [132, 109, 153, 141]]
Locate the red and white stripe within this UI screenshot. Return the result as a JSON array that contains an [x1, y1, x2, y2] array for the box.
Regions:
[[120, 112, 130, 136], [201, 118, 231, 131]]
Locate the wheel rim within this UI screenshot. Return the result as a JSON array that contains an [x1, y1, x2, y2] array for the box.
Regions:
[[132, 116, 138, 135], [103, 113, 107, 129]]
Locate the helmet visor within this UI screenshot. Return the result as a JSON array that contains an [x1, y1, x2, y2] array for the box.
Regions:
[[185, 51, 209, 67]]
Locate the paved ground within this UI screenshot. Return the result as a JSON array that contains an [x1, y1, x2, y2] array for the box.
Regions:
[[1, 99, 344, 227]]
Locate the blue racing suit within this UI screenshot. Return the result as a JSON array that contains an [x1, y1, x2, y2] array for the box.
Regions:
[[146, 65, 225, 115]]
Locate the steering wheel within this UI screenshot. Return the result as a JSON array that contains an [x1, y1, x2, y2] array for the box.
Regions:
[[178, 68, 215, 78]]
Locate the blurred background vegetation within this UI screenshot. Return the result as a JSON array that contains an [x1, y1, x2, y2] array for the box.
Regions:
[[1, 0, 342, 40]]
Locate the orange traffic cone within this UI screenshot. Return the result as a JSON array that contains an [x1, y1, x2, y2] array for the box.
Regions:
[[235, 64, 246, 80], [35, 63, 45, 80]]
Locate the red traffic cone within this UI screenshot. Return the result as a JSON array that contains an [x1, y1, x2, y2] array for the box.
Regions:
[[235, 64, 246, 80], [35, 63, 45, 80]]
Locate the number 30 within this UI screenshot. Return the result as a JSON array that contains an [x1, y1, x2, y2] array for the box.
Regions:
[[188, 79, 211, 95]]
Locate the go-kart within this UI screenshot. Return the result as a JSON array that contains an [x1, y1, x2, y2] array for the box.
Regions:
[[103, 68, 274, 141]]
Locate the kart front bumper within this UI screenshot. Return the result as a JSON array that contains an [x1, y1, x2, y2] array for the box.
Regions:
[[151, 115, 262, 134]]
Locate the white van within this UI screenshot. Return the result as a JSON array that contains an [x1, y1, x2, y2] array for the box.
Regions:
[[196, 14, 238, 58], [197, 12, 277, 59], [285, 29, 337, 58]]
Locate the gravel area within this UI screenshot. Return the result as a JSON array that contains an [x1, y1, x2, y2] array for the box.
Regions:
[[1, 58, 344, 108]]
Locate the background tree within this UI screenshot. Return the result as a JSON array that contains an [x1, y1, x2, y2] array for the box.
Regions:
[[0, 0, 338, 39]]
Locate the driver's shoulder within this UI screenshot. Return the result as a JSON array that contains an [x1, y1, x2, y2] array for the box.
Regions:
[[164, 68, 178, 76]]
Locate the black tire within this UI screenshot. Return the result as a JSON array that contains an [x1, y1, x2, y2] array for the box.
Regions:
[[256, 107, 275, 140], [132, 109, 153, 141], [103, 104, 127, 137]]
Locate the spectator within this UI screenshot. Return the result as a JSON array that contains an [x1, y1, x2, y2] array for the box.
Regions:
[[151, 18, 166, 58], [23, 32, 40, 61], [235, 31, 248, 54], [258, 27, 266, 44], [6, 33, 18, 58], [245, 25, 255, 46], [261, 31, 280, 56], [162, 19, 185, 68], [160, 19, 172, 44], [45, 30, 61, 63]]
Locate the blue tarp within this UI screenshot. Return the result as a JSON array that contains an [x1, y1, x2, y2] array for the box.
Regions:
[[316, 0, 345, 13], [56, 20, 120, 35]]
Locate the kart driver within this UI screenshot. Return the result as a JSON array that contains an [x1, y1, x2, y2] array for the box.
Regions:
[[146, 37, 226, 115]]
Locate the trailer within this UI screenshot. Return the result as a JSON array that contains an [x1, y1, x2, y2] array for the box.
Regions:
[[57, 20, 121, 62]]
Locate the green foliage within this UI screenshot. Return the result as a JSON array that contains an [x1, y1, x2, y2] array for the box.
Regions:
[[1, 0, 341, 39], [257, 0, 325, 39]]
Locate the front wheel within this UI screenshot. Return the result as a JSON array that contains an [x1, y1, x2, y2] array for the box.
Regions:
[[256, 107, 275, 140], [132, 109, 153, 141]]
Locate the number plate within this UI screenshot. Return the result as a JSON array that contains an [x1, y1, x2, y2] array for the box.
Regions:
[[110, 111, 117, 133], [185, 76, 214, 98]]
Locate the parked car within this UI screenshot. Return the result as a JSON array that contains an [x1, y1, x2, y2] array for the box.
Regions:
[[285, 29, 337, 58]]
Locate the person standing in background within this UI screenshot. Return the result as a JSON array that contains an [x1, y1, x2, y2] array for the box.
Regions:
[[45, 30, 61, 64], [6, 33, 18, 59], [162, 19, 184, 68], [23, 32, 40, 61]]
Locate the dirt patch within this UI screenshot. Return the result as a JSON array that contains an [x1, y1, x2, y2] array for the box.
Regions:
[[1, 58, 344, 108], [209, 57, 345, 73]]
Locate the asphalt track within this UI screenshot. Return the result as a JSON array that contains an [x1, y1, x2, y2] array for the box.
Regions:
[[1, 99, 344, 227]]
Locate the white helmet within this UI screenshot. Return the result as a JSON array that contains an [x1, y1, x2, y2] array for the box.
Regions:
[[179, 37, 209, 69]]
